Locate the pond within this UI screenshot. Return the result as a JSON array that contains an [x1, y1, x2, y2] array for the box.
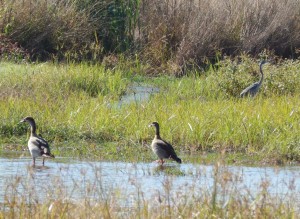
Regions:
[[0, 156, 299, 211], [117, 84, 159, 107]]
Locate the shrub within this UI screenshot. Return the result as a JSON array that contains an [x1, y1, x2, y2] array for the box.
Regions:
[[75, 0, 140, 53], [0, 34, 29, 60], [207, 56, 300, 98], [139, 0, 300, 72], [0, 0, 98, 60]]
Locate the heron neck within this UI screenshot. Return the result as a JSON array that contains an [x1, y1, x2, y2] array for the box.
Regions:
[[259, 63, 264, 85]]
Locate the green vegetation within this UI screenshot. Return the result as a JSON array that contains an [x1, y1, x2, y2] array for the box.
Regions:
[[0, 57, 299, 164]]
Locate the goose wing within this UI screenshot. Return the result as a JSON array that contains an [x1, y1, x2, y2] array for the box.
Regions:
[[156, 139, 179, 158], [31, 136, 52, 155]]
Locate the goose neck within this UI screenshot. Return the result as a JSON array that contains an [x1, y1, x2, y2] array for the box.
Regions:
[[28, 121, 37, 136], [155, 126, 160, 137]]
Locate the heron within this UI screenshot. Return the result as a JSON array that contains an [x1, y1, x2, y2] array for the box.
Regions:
[[240, 60, 267, 98]]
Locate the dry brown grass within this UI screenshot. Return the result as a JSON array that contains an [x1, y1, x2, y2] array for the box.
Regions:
[[139, 0, 300, 74], [0, 0, 299, 72], [0, 0, 98, 60]]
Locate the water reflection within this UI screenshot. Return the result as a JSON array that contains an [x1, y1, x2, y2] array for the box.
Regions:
[[118, 85, 159, 107], [152, 164, 186, 176], [0, 157, 299, 210]]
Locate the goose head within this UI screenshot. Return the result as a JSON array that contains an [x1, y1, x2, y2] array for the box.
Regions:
[[148, 121, 159, 129], [20, 116, 36, 127]]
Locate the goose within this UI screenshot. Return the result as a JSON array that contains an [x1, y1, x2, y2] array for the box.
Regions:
[[240, 60, 267, 98], [20, 116, 55, 166], [149, 122, 181, 165]]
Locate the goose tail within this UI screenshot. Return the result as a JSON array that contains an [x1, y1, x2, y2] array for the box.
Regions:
[[171, 156, 182, 164], [175, 157, 182, 163], [42, 153, 55, 158]]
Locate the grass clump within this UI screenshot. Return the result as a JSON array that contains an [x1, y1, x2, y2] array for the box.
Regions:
[[208, 57, 300, 98]]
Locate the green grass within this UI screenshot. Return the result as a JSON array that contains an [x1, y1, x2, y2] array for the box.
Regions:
[[0, 58, 299, 164]]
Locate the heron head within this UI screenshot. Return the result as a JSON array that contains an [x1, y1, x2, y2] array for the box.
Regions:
[[260, 60, 267, 65]]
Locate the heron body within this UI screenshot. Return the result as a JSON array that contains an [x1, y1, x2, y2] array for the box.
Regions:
[[240, 60, 267, 98], [20, 117, 55, 166], [149, 122, 181, 165]]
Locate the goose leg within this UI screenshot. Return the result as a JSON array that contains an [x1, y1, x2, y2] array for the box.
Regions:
[[42, 157, 45, 166], [155, 159, 165, 165], [32, 157, 35, 166]]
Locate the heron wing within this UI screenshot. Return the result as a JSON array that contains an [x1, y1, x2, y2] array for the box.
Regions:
[[240, 82, 259, 97]]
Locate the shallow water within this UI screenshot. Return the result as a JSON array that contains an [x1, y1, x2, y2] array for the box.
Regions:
[[0, 156, 299, 210], [118, 85, 159, 107]]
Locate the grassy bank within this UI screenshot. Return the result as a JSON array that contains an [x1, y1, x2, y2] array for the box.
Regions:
[[0, 58, 299, 164]]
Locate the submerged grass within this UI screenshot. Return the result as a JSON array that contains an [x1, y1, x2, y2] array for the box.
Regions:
[[0, 58, 299, 164], [0, 161, 298, 218]]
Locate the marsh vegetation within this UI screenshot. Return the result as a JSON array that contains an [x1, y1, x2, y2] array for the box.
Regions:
[[1, 0, 300, 218], [0, 58, 299, 217], [0, 58, 299, 163]]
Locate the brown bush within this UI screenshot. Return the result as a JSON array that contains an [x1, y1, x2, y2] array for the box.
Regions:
[[0, 34, 29, 60], [1, 0, 299, 67], [0, 0, 98, 60], [139, 0, 300, 73]]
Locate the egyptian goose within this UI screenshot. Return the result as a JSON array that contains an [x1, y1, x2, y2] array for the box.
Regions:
[[149, 122, 181, 165], [20, 116, 55, 166]]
